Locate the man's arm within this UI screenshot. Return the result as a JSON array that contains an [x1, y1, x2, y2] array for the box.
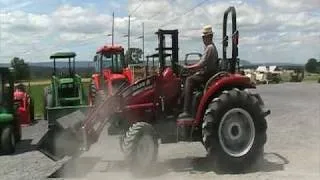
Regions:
[[185, 45, 213, 70]]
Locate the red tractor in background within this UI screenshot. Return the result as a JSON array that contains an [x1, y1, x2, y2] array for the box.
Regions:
[[14, 83, 35, 126], [89, 45, 133, 105]]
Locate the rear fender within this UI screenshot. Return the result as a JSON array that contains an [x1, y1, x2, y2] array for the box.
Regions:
[[194, 75, 255, 126]]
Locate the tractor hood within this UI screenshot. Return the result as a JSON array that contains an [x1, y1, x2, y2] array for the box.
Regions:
[[0, 113, 13, 123], [59, 78, 74, 84]]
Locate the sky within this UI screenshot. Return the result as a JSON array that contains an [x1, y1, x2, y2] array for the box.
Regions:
[[0, 0, 319, 64]]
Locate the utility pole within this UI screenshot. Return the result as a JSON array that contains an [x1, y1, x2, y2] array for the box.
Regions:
[[142, 22, 144, 62], [128, 15, 131, 50], [112, 12, 114, 46]]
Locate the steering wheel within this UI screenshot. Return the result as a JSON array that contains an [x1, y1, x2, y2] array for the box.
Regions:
[[175, 63, 192, 77]]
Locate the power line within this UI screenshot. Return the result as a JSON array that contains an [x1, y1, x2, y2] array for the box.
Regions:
[[146, 0, 175, 20], [159, 0, 210, 28], [129, 0, 144, 16]]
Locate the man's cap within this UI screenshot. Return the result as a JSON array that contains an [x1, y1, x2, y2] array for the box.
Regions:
[[202, 25, 213, 37]]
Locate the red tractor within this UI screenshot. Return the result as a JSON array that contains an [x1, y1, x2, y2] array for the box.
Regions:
[[112, 7, 270, 174], [37, 6, 270, 175], [89, 45, 133, 105], [13, 83, 34, 126]]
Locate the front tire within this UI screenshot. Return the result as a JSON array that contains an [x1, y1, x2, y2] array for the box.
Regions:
[[202, 88, 267, 173], [122, 122, 159, 175], [1, 126, 16, 154]]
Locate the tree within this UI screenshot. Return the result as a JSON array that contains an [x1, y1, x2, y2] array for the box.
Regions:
[[125, 48, 143, 64], [305, 58, 319, 73], [10, 57, 30, 81]]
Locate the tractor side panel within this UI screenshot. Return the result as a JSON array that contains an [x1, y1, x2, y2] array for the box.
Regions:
[[122, 77, 156, 124], [194, 75, 255, 126]]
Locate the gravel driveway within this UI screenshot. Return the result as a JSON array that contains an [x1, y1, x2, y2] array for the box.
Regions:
[[0, 82, 319, 180]]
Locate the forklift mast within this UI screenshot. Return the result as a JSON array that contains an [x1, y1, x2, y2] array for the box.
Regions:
[[222, 6, 239, 74], [155, 29, 179, 74]]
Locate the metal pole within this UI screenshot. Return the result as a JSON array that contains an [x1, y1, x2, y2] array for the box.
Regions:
[[128, 15, 131, 50], [142, 22, 144, 62], [112, 12, 114, 46]]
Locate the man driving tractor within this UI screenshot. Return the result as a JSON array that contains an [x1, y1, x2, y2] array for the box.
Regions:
[[179, 25, 219, 119]]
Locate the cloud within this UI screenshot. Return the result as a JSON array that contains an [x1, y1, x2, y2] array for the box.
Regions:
[[0, 0, 319, 63], [265, 0, 320, 11], [0, 0, 34, 12]]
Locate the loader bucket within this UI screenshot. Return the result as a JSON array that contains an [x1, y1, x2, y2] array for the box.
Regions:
[[37, 95, 122, 161], [37, 106, 91, 161]]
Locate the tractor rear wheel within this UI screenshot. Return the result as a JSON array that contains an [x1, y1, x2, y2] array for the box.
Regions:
[[202, 88, 267, 173], [1, 126, 16, 154], [122, 122, 158, 176]]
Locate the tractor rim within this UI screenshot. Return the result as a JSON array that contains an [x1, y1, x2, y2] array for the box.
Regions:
[[135, 134, 155, 168], [218, 108, 255, 157]]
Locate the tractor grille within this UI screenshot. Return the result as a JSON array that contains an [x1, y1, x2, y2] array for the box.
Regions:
[[59, 83, 79, 98]]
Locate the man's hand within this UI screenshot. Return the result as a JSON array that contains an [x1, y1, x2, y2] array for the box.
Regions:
[[184, 63, 202, 71]]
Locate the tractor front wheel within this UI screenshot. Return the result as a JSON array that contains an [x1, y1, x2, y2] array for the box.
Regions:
[[122, 122, 158, 176], [202, 88, 267, 173], [0, 126, 16, 154]]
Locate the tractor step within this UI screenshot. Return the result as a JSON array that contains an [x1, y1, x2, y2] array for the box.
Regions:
[[176, 118, 194, 142]]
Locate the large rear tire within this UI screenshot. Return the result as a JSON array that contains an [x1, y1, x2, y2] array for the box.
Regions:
[[1, 126, 16, 154], [122, 122, 158, 176], [202, 88, 267, 173]]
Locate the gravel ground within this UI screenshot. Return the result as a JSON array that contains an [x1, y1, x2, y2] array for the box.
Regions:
[[0, 82, 319, 180]]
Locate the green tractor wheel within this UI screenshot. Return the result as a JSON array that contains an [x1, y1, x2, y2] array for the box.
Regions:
[[1, 125, 16, 154]]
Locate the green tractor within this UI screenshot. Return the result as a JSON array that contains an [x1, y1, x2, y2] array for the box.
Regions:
[[39, 52, 91, 160], [0, 67, 21, 154], [43, 52, 88, 120]]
